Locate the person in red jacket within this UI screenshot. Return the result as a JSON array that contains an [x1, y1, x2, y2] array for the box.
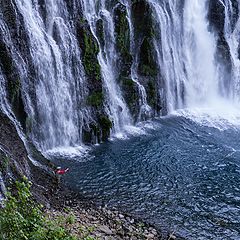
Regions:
[[56, 167, 69, 175], [55, 167, 69, 187]]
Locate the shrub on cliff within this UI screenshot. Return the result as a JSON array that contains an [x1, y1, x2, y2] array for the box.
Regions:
[[0, 177, 77, 240]]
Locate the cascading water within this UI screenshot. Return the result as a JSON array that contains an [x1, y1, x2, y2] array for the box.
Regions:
[[149, 0, 186, 112], [149, 0, 221, 112], [0, 0, 240, 152], [223, 0, 240, 103], [1, 0, 240, 237], [0, 1, 92, 153], [16, 0, 90, 151], [183, 0, 220, 107], [80, 0, 132, 136], [121, 0, 153, 120]]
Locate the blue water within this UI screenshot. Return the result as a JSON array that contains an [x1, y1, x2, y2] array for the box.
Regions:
[[53, 114, 240, 239]]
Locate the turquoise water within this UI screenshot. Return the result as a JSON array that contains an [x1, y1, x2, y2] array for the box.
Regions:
[[53, 114, 240, 239]]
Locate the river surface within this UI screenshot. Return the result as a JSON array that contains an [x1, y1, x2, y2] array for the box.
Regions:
[[52, 109, 240, 239]]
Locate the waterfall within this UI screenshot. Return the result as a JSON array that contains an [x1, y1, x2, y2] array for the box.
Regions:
[[0, 0, 240, 153], [16, 1, 91, 151], [121, 0, 153, 120], [149, 0, 186, 112], [223, 0, 240, 102], [80, 0, 132, 136], [183, 0, 219, 107], [0, 1, 92, 152], [149, 0, 221, 112]]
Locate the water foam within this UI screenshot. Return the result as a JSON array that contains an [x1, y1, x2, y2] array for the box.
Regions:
[[173, 98, 240, 130], [45, 145, 90, 159]]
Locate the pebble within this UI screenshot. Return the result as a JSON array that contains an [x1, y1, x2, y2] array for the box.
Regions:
[[99, 225, 113, 235], [146, 233, 155, 239], [46, 202, 162, 240]]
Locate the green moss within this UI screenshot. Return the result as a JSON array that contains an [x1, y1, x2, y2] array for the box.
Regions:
[[0, 155, 10, 172], [87, 92, 104, 108], [77, 21, 102, 83], [83, 115, 113, 143], [82, 31, 101, 81], [131, 0, 154, 39], [114, 3, 132, 73], [119, 77, 139, 119], [8, 78, 21, 104], [141, 65, 157, 77], [122, 78, 135, 88], [147, 80, 156, 105], [98, 115, 113, 141], [138, 37, 158, 77], [96, 19, 105, 49], [99, 115, 112, 130]]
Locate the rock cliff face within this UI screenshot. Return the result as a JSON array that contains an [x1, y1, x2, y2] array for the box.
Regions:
[[0, 0, 165, 151], [0, 0, 239, 182], [208, 0, 240, 97], [0, 111, 55, 203]]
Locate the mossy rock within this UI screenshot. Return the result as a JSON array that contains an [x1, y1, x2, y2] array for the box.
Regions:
[[146, 80, 161, 113], [98, 115, 113, 141], [131, 0, 154, 40], [122, 78, 135, 88], [114, 2, 132, 76], [7, 78, 21, 104], [82, 31, 100, 77], [138, 37, 158, 77], [0, 38, 27, 128], [0, 151, 10, 174], [76, 20, 102, 92], [87, 91, 104, 108], [7, 78, 27, 129], [120, 77, 140, 121], [96, 19, 105, 50], [83, 114, 113, 144]]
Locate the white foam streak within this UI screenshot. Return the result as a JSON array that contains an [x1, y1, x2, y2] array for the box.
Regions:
[[173, 98, 240, 130], [183, 0, 219, 107], [46, 145, 90, 159]]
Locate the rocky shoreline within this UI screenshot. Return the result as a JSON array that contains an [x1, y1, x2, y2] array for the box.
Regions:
[[48, 204, 161, 239], [45, 181, 183, 240], [0, 111, 181, 240], [0, 110, 183, 240]]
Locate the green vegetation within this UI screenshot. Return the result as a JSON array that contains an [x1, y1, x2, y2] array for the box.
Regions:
[[8, 78, 21, 104], [120, 77, 139, 116], [138, 37, 158, 77], [141, 64, 157, 77], [122, 78, 135, 88], [0, 177, 95, 240], [82, 28, 101, 82], [99, 115, 112, 132], [87, 91, 104, 108], [147, 80, 156, 106], [1, 156, 10, 171], [96, 19, 105, 49], [99, 115, 113, 141], [114, 4, 132, 63]]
